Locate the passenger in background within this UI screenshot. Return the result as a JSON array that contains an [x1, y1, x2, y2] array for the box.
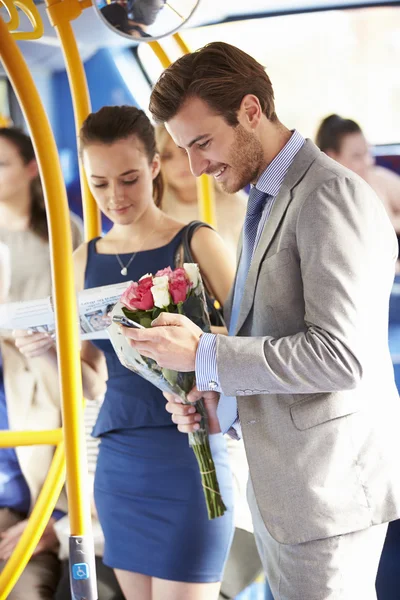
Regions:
[[156, 125, 247, 262], [0, 127, 83, 599], [0, 127, 83, 302], [0, 241, 67, 600], [315, 114, 400, 256], [15, 106, 235, 600]]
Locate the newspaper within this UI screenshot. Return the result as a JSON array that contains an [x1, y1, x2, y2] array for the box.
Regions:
[[0, 282, 131, 340]]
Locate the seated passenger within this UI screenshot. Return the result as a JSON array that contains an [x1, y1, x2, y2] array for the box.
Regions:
[[0, 243, 66, 600], [156, 125, 247, 262], [315, 114, 400, 251]]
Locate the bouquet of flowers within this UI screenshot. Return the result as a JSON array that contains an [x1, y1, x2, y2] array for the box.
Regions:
[[108, 263, 226, 519]]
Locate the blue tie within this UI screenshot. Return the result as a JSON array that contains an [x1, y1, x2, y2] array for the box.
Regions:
[[218, 187, 269, 433]]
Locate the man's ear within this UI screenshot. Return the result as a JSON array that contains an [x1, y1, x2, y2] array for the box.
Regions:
[[238, 94, 262, 131]]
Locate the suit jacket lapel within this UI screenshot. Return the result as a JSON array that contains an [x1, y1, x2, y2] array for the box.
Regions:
[[232, 139, 320, 335]]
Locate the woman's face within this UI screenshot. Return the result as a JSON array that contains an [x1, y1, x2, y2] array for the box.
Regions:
[[329, 132, 374, 180], [160, 135, 195, 193], [0, 137, 37, 205], [82, 135, 160, 225]]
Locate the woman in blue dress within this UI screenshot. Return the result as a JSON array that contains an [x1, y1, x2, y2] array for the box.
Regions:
[[18, 106, 235, 600]]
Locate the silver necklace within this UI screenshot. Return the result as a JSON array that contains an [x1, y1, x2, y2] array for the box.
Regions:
[[114, 219, 163, 276], [116, 252, 137, 276]]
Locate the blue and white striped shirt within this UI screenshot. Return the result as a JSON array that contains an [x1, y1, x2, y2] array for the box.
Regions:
[[195, 130, 305, 404]]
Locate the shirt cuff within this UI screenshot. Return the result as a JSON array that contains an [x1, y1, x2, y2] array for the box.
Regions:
[[51, 509, 66, 522], [195, 333, 222, 392]]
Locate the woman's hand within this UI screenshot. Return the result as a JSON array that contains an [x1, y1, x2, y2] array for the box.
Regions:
[[164, 386, 221, 434], [13, 329, 55, 358]]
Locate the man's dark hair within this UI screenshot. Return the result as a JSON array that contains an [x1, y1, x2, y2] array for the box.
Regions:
[[315, 114, 362, 153], [149, 42, 277, 126]]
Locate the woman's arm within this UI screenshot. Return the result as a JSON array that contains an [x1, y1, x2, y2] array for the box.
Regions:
[[189, 226, 236, 306]]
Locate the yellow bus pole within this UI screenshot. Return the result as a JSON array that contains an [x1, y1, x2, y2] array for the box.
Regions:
[[46, 0, 101, 241], [150, 38, 217, 227], [0, 15, 96, 600]]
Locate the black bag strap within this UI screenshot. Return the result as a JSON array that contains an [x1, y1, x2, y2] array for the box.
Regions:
[[181, 221, 226, 328], [181, 220, 214, 264]]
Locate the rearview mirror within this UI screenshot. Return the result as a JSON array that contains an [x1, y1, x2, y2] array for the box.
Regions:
[[94, 0, 199, 42]]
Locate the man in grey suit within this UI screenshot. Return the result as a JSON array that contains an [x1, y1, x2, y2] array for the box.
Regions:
[[122, 42, 400, 599]]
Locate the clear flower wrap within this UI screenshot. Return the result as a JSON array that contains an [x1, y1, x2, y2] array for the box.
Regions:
[[107, 264, 226, 519]]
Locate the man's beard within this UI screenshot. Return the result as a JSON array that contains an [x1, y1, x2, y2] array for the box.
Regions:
[[221, 125, 264, 194]]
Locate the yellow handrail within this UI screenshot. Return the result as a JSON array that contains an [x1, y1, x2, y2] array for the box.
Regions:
[[1, 0, 20, 31], [0, 10, 87, 543], [0, 429, 63, 447], [150, 38, 217, 227], [13, 0, 44, 40], [0, 444, 66, 599], [148, 40, 172, 70], [173, 32, 190, 55], [46, 0, 101, 241]]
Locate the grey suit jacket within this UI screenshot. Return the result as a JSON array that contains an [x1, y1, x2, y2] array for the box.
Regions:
[[218, 139, 400, 545]]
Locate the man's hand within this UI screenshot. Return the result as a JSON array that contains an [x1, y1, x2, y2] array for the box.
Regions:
[[164, 386, 221, 434], [121, 313, 202, 372], [0, 518, 59, 560]]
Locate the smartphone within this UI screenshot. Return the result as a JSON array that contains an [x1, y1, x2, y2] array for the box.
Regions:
[[112, 315, 145, 329]]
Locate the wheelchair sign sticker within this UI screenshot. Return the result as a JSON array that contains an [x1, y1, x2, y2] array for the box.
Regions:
[[72, 563, 89, 580]]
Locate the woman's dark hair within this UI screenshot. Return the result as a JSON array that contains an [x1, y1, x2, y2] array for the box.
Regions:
[[0, 127, 48, 241], [315, 114, 362, 154], [79, 106, 164, 207]]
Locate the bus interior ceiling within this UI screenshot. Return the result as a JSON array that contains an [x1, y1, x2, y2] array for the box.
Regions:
[[0, 0, 399, 224]]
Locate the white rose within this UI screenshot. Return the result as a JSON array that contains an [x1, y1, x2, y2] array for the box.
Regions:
[[151, 276, 171, 308], [183, 263, 200, 288]]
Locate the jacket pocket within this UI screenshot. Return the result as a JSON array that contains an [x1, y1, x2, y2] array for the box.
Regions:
[[258, 248, 291, 276], [290, 392, 360, 430]]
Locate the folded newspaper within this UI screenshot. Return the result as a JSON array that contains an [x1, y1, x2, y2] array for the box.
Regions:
[[0, 282, 131, 340]]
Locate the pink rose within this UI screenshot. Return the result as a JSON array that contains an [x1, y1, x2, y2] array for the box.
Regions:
[[121, 276, 154, 311], [169, 268, 190, 304], [155, 266, 173, 278]]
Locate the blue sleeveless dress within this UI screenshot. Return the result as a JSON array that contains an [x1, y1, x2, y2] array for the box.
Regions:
[[85, 231, 234, 582]]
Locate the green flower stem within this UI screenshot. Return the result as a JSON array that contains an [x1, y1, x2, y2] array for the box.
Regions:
[[189, 423, 226, 519]]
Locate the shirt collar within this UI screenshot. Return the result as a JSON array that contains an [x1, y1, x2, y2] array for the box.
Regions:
[[255, 130, 305, 197]]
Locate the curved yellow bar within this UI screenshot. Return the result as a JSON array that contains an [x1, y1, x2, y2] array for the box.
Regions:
[[0, 444, 66, 600], [1, 0, 20, 31], [0, 17, 87, 538], [150, 37, 217, 227], [173, 32, 190, 55], [149, 40, 172, 70], [13, 0, 44, 40], [0, 429, 63, 447], [46, 0, 100, 240]]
